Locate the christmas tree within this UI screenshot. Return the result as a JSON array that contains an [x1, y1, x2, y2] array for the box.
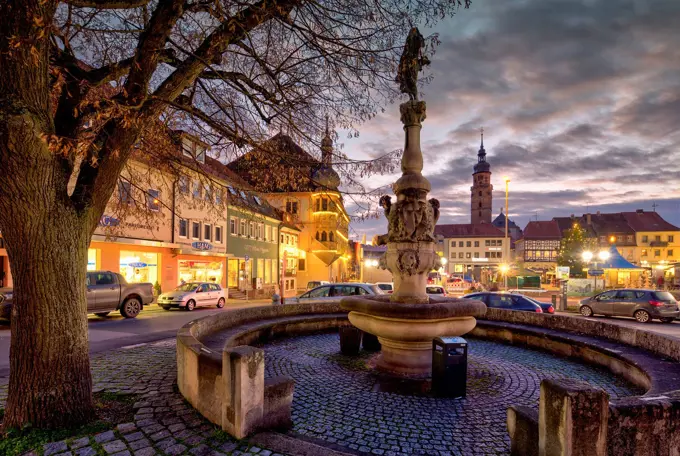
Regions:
[[556, 223, 597, 278]]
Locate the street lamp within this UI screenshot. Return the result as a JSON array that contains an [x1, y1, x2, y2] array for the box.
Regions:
[[500, 263, 509, 290], [598, 250, 610, 262], [503, 176, 510, 268], [581, 251, 593, 263], [582, 250, 610, 292]]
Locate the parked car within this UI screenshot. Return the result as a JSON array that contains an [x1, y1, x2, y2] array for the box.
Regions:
[[427, 272, 442, 285], [375, 282, 394, 294], [579, 289, 679, 323], [426, 285, 447, 297], [463, 292, 543, 313], [306, 280, 330, 290], [158, 282, 226, 311], [0, 287, 13, 320], [0, 271, 153, 321], [518, 294, 555, 314], [287, 283, 383, 305]]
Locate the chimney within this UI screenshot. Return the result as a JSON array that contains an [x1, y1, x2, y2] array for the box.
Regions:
[[586, 213, 592, 225], [636, 209, 644, 214]]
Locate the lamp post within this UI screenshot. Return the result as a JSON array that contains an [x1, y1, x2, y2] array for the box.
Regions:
[[503, 177, 510, 269], [499, 263, 509, 290], [582, 250, 610, 291]]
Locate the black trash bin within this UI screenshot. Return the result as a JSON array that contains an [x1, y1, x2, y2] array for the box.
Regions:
[[432, 336, 468, 398], [339, 326, 362, 356]]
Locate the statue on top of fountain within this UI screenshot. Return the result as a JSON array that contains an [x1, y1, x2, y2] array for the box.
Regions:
[[373, 193, 440, 245], [396, 27, 430, 101]]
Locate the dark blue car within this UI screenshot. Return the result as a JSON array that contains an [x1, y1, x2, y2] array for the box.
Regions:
[[463, 292, 545, 313]]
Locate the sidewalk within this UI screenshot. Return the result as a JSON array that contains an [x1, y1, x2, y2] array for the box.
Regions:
[[0, 340, 288, 456]]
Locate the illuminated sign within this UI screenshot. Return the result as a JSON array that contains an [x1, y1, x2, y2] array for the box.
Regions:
[[99, 215, 120, 227], [192, 241, 213, 251], [472, 258, 489, 262]]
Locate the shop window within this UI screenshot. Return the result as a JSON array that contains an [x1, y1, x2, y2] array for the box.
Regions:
[[192, 222, 200, 239], [179, 219, 188, 238], [230, 218, 237, 235], [265, 259, 272, 283], [118, 181, 133, 205], [147, 189, 160, 211], [215, 226, 223, 243], [179, 260, 223, 284], [120, 251, 158, 285], [178, 176, 189, 194], [329, 232, 335, 242], [298, 258, 306, 271], [204, 224, 212, 241]]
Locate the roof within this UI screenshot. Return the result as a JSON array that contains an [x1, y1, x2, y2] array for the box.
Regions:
[[521, 221, 562, 239], [585, 212, 634, 235], [226, 133, 339, 193], [492, 211, 519, 230], [434, 224, 505, 238], [622, 211, 680, 232], [600, 245, 644, 270]]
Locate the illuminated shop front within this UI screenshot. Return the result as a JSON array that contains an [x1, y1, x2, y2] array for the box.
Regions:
[[119, 250, 159, 284], [87, 249, 99, 271], [178, 260, 223, 284]]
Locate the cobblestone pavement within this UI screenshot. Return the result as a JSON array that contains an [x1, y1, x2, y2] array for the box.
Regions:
[[0, 340, 287, 456], [263, 334, 645, 456]]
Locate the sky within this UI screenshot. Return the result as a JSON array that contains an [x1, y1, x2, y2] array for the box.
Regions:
[[341, 0, 680, 241]]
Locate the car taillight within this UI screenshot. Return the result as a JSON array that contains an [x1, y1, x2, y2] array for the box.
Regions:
[[649, 300, 664, 307], [535, 307, 543, 313], [547, 306, 554, 314]]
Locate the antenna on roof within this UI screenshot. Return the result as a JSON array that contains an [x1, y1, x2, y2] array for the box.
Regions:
[[652, 202, 659, 212], [534, 212, 538, 222]]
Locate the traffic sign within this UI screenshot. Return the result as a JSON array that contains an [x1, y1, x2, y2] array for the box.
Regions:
[[245, 255, 249, 262], [588, 269, 604, 276]]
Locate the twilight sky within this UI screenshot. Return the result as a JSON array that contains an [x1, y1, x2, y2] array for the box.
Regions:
[[340, 0, 680, 241]]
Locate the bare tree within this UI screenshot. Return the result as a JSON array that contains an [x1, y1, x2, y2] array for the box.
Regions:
[[0, 0, 470, 429]]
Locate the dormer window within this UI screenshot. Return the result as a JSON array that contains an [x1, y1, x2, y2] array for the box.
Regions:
[[228, 186, 237, 196], [239, 190, 247, 199], [286, 200, 298, 215], [254, 196, 262, 205], [182, 137, 206, 164]]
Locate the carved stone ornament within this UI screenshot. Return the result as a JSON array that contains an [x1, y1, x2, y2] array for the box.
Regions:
[[397, 249, 420, 276], [399, 100, 427, 127]]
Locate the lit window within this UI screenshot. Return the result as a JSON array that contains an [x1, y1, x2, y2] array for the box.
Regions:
[[147, 189, 160, 211]]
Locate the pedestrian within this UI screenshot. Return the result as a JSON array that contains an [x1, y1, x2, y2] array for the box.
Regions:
[[657, 275, 664, 289]]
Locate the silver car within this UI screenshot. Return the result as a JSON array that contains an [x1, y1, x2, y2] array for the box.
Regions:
[[579, 288, 679, 323], [158, 282, 226, 311], [287, 283, 383, 305]]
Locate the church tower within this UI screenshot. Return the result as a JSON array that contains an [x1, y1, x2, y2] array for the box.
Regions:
[[471, 129, 493, 224]]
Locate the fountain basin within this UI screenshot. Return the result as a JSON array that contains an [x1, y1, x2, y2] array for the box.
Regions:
[[341, 295, 486, 377]]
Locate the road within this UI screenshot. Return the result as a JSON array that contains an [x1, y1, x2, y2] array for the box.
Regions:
[[0, 300, 271, 377], [556, 310, 680, 340]]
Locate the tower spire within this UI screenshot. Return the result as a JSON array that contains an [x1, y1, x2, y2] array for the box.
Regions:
[[321, 114, 333, 165], [480, 126, 484, 149]]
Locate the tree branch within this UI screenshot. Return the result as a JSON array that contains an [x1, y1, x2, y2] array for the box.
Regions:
[[66, 0, 151, 8]]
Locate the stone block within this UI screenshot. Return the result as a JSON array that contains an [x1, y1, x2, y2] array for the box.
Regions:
[[362, 332, 381, 352], [538, 379, 609, 456], [339, 326, 362, 356], [607, 394, 680, 456], [507, 405, 538, 456], [262, 376, 295, 430], [222, 345, 265, 439]]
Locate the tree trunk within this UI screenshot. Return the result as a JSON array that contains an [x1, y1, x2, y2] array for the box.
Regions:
[[0, 116, 95, 429]]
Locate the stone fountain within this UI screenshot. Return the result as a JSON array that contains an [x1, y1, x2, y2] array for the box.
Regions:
[[341, 28, 486, 377]]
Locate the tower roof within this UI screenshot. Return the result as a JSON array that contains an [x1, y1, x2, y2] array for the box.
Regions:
[[473, 128, 490, 174]]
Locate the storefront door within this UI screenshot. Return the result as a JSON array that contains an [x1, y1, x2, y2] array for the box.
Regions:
[[228, 259, 239, 288]]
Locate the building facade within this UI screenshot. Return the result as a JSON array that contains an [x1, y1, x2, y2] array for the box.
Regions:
[[515, 221, 562, 272], [435, 224, 506, 282], [279, 221, 302, 297], [471, 132, 493, 225]]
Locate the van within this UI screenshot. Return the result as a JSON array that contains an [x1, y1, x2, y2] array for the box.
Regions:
[[306, 280, 330, 290]]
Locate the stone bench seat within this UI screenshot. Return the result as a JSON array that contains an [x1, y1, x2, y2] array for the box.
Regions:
[[200, 312, 349, 354], [474, 319, 680, 397]]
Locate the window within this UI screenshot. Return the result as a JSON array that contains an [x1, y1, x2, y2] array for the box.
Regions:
[[478, 191, 482, 197], [459, 241, 463, 247], [215, 189, 222, 205], [285, 235, 290, 245], [147, 189, 160, 211], [240, 220, 246, 236], [451, 241, 456, 248], [254, 196, 262, 205], [458, 252, 464, 259], [626, 235, 633, 243], [249, 222, 255, 238], [265, 225, 271, 241], [321, 232, 328, 242], [669, 250, 674, 257], [485, 240, 490, 246], [258, 223, 264, 239], [257, 259, 264, 281], [616, 236, 622, 243], [466, 252, 471, 259], [265, 259, 271, 283], [321, 198, 328, 211], [204, 224, 212, 241], [655, 235, 661, 242], [298, 258, 306, 271], [179, 219, 188, 238], [272, 227, 277, 242], [204, 184, 212, 202], [192, 181, 201, 199], [474, 241, 479, 247], [497, 240, 502, 247], [239, 190, 246, 199], [641, 249, 648, 257], [286, 201, 298, 214], [485, 252, 490, 258], [178, 176, 189, 194], [230, 218, 237, 235], [329, 232, 335, 242], [669, 235, 675, 243], [118, 181, 132, 205], [474, 252, 480, 258], [497, 252, 502, 258], [227, 186, 237, 196], [284, 233, 287, 243], [642, 235, 648, 242], [478, 202, 482, 208], [654, 250, 661, 257], [600, 236, 606, 243], [466, 241, 471, 247], [192, 222, 200, 239], [215, 226, 223, 243]]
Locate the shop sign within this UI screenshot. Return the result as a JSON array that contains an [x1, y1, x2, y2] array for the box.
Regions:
[[556, 266, 570, 279], [192, 241, 213, 251], [99, 215, 120, 227], [128, 262, 148, 268]]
